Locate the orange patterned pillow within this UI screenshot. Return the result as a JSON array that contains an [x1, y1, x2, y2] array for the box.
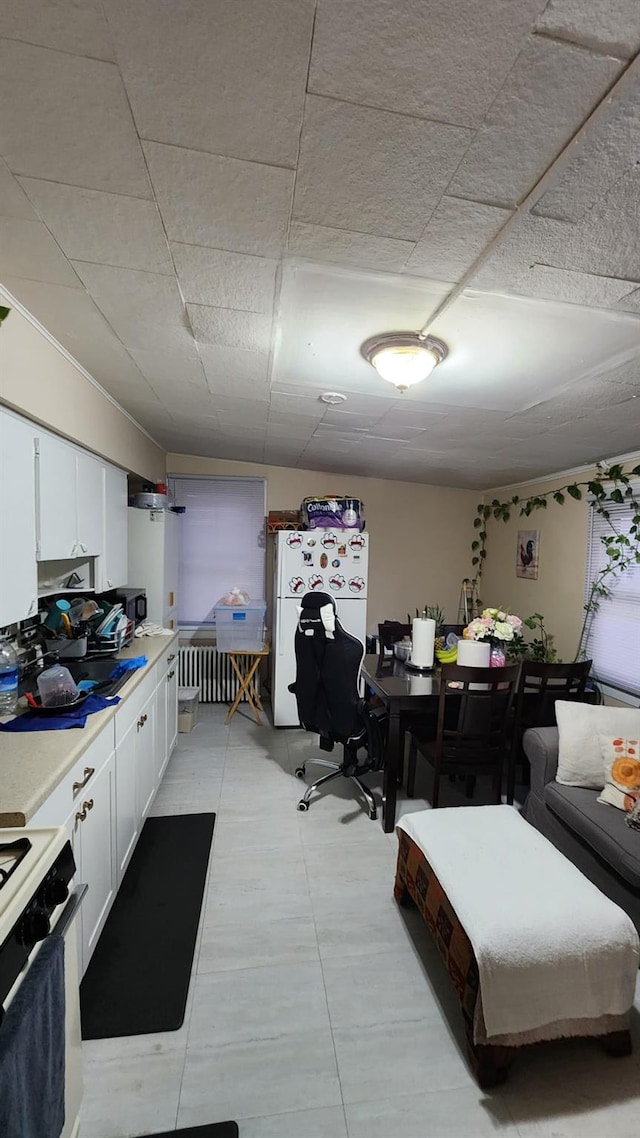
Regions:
[[597, 736, 640, 811]]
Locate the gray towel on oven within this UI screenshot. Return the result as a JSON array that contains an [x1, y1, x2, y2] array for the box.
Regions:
[[0, 933, 66, 1138]]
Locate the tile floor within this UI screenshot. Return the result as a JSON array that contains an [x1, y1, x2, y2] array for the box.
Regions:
[[80, 704, 640, 1138]]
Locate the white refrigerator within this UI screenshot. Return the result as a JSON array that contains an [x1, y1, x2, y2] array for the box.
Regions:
[[272, 529, 369, 727]]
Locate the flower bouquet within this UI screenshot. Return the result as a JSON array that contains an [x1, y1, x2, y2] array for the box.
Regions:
[[463, 608, 523, 666]]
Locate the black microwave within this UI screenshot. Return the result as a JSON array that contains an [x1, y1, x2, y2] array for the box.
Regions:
[[112, 588, 147, 626]]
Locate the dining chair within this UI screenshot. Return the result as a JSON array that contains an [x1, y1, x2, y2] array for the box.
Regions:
[[406, 663, 520, 808], [508, 659, 592, 801], [377, 621, 411, 667], [375, 621, 414, 785]]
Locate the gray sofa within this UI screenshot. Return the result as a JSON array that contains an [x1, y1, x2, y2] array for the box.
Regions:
[[523, 726, 640, 934]]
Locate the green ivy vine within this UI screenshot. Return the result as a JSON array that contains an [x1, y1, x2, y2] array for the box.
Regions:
[[470, 462, 640, 661]]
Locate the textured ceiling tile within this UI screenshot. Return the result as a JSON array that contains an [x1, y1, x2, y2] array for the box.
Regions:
[[293, 96, 472, 241], [0, 41, 151, 198], [469, 213, 576, 290], [104, 0, 314, 168], [535, 0, 640, 57], [1, 0, 115, 59], [172, 244, 277, 313], [199, 343, 269, 390], [18, 178, 173, 275], [512, 264, 640, 307], [309, 0, 547, 128], [287, 222, 414, 272], [1, 276, 163, 401], [268, 392, 326, 419], [0, 158, 38, 220], [0, 217, 81, 287], [406, 198, 512, 281], [617, 287, 640, 313], [321, 409, 384, 430], [144, 142, 293, 257], [71, 261, 192, 351], [449, 37, 623, 207], [551, 168, 640, 280], [129, 347, 206, 387], [533, 77, 640, 223], [188, 305, 271, 353]]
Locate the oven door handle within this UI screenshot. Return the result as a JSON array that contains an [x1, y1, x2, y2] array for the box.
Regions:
[[52, 883, 88, 938]]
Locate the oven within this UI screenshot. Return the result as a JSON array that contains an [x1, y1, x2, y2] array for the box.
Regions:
[[0, 827, 85, 1138]]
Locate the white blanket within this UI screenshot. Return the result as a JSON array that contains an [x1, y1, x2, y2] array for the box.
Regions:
[[397, 805, 640, 1039]]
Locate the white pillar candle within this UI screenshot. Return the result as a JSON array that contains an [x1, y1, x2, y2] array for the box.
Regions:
[[411, 618, 435, 668], [456, 639, 491, 668]]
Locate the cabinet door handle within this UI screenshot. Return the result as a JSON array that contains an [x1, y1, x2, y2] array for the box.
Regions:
[[167, 670, 175, 680], [72, 767, 95, 794], [75, 807, 87, 824], [167, 654, 175, 663], [142, 713, 148, 724], [83, 798, 94, 812]]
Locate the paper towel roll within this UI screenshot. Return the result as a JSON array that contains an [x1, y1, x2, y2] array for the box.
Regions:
[[409, 674, 434, 696], [456, 639, 491, 668], [411, 618, 435, 668]]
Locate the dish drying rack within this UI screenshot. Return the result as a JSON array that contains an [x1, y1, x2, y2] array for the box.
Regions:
[[86, 612, 135, 657]]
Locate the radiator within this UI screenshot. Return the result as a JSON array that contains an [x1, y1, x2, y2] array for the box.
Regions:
[[178, 645, 260, 703]]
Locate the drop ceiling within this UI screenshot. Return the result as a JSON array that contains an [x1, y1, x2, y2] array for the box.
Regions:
[[1, 0, 640, 489]]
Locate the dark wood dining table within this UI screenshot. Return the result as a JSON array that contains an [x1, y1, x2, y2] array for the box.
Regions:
[[361, 654, 442, 833]]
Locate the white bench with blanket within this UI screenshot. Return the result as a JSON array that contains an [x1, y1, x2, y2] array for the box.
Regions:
[[395, 805, 640, 1084]]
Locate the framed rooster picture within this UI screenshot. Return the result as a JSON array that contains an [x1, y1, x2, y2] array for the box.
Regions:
[[517, 529, 540, 579]]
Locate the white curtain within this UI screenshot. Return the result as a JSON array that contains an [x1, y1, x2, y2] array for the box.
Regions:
[[585, 493, 640, 697]]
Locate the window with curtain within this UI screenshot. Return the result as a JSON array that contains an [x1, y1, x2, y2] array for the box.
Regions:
[[168, 476, 266, 629], [584, 491, 640, 698]]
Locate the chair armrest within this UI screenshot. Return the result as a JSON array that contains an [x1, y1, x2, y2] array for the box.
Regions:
[[523, 727, 559, 795]]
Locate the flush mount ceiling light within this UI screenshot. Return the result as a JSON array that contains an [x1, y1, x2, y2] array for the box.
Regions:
[[319, 391, 347, 405], [361, 331, 448, 393]]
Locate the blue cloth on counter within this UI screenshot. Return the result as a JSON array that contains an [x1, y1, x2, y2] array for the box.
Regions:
[[0, 693, 120, 732], [0, 933, 66, 1138], [108, 656, 148, 679]]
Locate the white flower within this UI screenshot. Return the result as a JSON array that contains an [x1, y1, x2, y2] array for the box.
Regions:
[[494, 620, 514, 641]]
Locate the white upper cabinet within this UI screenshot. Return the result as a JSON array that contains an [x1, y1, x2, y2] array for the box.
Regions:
[[76, 451, 104, 556], [0, 409, 38, 626], [36, 433, 106, 562], [101, 465, 128, 590], [36, 432, 78, 561]]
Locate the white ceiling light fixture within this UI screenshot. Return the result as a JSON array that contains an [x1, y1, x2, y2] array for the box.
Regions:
[[361, 331, 448, 393]]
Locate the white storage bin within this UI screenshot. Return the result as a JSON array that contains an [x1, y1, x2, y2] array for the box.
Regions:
[[214, 602, 266, 652]]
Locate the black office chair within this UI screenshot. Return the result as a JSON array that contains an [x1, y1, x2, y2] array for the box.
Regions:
[[290, 592, 387, 820]]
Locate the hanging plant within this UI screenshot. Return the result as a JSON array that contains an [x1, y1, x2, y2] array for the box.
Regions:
[[469, 462, 640, 661]]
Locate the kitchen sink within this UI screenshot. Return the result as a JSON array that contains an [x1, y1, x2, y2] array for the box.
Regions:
[[66, 658, 133, 698]]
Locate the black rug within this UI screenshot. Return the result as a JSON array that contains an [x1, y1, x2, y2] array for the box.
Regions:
[[80, 812, 215, 1039], [136, 1126, 238, 1138]]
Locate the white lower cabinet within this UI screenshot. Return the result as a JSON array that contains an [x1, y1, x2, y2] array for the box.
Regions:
[[29, 640, 179, 976], [115, 715, 138, 883], [71, 751, 116, 973], [135, 690, 157, 823]]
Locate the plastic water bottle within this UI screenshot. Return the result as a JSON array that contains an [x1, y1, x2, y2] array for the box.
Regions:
[[0, 637, 19, 716]]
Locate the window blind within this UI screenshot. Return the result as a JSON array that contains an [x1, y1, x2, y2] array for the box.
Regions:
[[584, 493, 640, 697], [168, 476, 266, 628]]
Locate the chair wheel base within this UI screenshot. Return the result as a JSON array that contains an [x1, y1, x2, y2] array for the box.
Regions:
[[295, 766, 305, 778], [297, 800, 309, 811]]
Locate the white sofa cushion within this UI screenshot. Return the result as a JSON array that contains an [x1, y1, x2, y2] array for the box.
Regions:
[[555, 702, 640, 789]]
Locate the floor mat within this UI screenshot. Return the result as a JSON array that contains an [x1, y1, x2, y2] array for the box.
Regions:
[[135, 1125, 238, 1138], [80, 812, 215, 1039]]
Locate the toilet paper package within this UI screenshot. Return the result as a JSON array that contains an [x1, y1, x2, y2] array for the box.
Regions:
[[301, 496, 365, 530]]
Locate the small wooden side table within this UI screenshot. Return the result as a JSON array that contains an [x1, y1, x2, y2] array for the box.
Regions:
[[224, 642, 271, 725]]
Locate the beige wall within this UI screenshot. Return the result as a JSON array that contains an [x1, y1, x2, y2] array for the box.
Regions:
[[167, 452, 478, 635], [478, 472, 595, 662], [0, 296, 165, 479]]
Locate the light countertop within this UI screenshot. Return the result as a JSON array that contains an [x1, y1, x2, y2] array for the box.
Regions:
[[0, 632, 179, 827]]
